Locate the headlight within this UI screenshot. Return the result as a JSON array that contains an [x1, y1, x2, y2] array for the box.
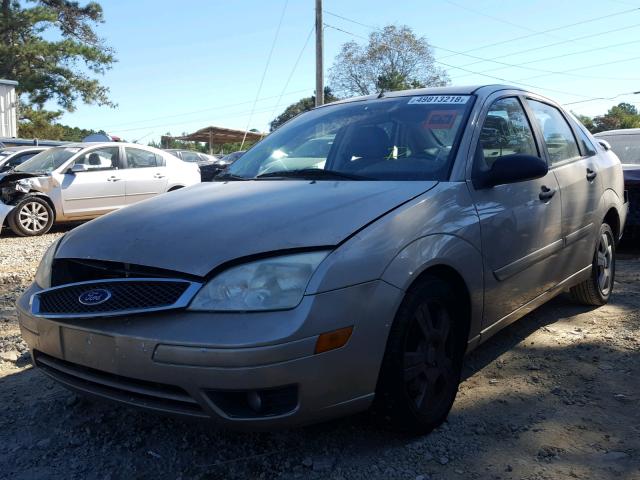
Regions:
[[35, 237, 62, 289], [188, 251, 329, 311]]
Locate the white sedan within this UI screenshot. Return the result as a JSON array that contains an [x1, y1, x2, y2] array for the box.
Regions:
[[0, 142, 200, 236]]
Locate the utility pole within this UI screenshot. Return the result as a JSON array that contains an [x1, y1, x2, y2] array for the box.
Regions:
[[315, 0, 324, 107]]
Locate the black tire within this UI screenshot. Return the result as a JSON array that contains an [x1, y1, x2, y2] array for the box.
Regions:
[[8, 196, 54, 237], [569, 223, 615, 306], [375, 275, 466, 434]]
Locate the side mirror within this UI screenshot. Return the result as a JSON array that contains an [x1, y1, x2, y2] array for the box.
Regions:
[[69, 163, 89, 174], [473, 154, 548, 189], [597, 139, 611, 151]]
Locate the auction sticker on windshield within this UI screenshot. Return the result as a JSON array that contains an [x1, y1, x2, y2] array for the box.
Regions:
[[408, 95, 470, 105]]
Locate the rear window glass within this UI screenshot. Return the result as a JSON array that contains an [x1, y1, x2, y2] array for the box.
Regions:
[[598, 134, 640, 164]]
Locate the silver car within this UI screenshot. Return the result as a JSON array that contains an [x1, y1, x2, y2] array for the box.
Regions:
[[0, 142, 200, 236], [0, 146, 50, 173], [17, 85, 627, 432]]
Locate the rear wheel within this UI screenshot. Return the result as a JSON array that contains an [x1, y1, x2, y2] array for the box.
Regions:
[[375, 276, 466, 434], [569, 223, 615, 306], [8, 196, 54, 237]]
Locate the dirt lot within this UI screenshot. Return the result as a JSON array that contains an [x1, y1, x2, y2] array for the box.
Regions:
[[0, 229, 638, 480]]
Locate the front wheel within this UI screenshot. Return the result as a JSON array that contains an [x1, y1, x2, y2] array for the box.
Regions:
[[8, 196, 54, 237], [375, 276, 466, 434], [570, 223, 615, 306]]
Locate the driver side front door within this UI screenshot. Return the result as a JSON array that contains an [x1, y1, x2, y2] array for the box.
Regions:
[[60, 146, 127, 217], [467, 95, 564, 333]]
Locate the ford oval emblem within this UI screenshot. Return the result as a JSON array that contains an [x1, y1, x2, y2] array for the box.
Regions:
[[78, 288, 112, 306]]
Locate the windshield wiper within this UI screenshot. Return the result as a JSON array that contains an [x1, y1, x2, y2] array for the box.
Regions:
[[256, 168, 372, 181], [214, 172, 250, 181]]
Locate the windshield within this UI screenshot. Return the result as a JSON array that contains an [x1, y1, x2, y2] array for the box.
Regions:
[[599, 134, 640, 165], [229, 95, 474, 180], [15, 147, 82, 173]]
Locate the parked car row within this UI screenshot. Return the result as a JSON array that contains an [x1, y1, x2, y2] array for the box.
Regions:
[[165, 149, 245, 181], [0, 146, 50, 173], [17, 85, 628, 432], [0, 142, 200, 236]]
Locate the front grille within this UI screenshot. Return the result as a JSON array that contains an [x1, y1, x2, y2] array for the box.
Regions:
[[32, 278, 200, 318], [51, 258, 196, 287], [34, 351, 206, 417]]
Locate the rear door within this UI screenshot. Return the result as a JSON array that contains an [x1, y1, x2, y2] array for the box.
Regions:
[[467, 95, 564, 328], [525, 98, 603, 278], [122, 147, 168, 204], [60, 146, 126, 217]]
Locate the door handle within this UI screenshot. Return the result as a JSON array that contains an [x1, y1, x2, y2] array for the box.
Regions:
[[586, 168, 597, 181], [539, 185, 556, 202], [107, 176, 121, 182], [153, 173, 165, 179]]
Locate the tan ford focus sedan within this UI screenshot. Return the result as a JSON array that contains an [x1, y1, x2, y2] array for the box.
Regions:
[[18, 85, 627, 432]]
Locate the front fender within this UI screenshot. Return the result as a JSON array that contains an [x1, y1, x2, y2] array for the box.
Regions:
[[380, 233, 484, 347], [0, 201, 14, 235]]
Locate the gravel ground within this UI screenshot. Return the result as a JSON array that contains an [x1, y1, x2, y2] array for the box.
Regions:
[[0, 227, 638, 480]]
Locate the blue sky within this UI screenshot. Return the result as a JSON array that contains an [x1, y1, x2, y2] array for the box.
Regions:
[[59, 0, 640, 142]]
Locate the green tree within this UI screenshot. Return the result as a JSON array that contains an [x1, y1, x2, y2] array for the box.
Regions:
[[270, 87, 338, 131], [18, 103, 96, 140], [572, 112, 595, 133], [1, 0, 116, 111], [329, 25, 449, 97], [592, 103, 640, 133]]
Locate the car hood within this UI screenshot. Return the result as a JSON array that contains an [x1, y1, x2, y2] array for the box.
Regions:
[[56, 180, 438, 277]]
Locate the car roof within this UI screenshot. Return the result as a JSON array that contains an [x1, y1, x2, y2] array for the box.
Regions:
[[0, 146, 48, 152], [594, 128, 640, 137], [323, 84, 527, 107], [52, 142, 163, 149]]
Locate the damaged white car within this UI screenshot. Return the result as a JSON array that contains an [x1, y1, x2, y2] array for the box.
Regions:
[[0, 142, 200, 236]]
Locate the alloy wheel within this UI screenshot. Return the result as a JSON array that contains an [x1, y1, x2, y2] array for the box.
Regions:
[[596, 230, 614, 296], [18, 201, 50, 234], [403, 300, 455, 414]]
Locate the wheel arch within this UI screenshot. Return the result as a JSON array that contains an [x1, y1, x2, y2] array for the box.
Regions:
[[12, 192, 57, 220], [381, 234, 484, 351], [598, 187, 625, 243], [603, 207, 620, 242]]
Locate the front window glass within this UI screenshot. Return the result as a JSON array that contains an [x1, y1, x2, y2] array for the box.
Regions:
[[600, 134, 640, 164], [575, 127, 597, 157], [15, 147, 82, 173], [476, 97, 538, 171], [75, 147, 119, 170], [527, 100, 580, 164], [7, 152, 37, 167], [228, 95, 474, 180]]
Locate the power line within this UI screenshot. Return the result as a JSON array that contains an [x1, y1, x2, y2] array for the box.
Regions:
[[241, 0, 288, 149], [324, 12, 640, 82], [512, 55, 640, 83], [441, 0, 539, 33], [452, 36, 640, 81], [324, 23, 594, 99], [450, 22, 640, 73], [563, 90, 640, 106], [268, 24, 315, 125], [101, 88, 310, 130], [438, 6, 640, 59]]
